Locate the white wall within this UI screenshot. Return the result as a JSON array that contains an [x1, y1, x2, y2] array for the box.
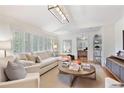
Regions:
[[99, 17, 124, 66], [100, 24, 115, 66], [0, 19, 12, 57], [0, 22, 12, 41], [115, 16, 124, 52]]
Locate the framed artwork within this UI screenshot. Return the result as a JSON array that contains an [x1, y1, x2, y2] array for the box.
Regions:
[[63, 40, 72, 53]]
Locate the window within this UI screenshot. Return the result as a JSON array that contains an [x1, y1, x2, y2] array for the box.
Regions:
[[12, 31, 24, 53], [39, 36, 43, 51], [63, 40, 72, 53], [25, 32, 31, 52], [48, 38, 51, 50], [12, 31, 57, 53], [50, 39, 53, 51], [33, 35, 38, 51], [44, 38, 48, 50]]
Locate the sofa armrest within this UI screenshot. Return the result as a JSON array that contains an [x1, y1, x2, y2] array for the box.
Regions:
[[25, 64, 41, 73], [0, 73, 40, 88], [105, 77, 124, 88]]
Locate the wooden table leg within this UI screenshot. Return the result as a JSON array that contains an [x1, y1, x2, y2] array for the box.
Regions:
[[70, 76, 78, 87], [94, 71, 96, 80], [89, 72, 96, 80]]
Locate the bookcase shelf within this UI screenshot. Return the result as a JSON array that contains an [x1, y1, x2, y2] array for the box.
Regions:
[[93, 34, 102, 64]]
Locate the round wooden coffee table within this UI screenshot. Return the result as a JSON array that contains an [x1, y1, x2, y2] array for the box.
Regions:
[[58, 62, 96, 87]]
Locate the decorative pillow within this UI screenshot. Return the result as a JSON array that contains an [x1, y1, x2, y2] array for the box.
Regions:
[[17, 54, 27, 60], [120, 51, 124, 57], [5, 61, 27, 81], [35, 56, 42, 63], [117, 51, 124, 57], [25, 54, 35, 62]]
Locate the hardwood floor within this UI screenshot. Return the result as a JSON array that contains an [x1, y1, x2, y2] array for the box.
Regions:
[[40, 62, 116, 88]]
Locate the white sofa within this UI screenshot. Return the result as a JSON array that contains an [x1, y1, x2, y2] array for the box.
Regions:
[[0, 56, 40, 88], [23, 51, 60, 75], [105, 77, 124, 88]]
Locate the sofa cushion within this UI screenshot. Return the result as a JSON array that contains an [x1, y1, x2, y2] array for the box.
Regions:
[[32, 51, 53, 60], [5, 61, 27, 81], [40, 57, 58, 68], [18, 60, 35, 67], [45, 52, 51, 57], [39, 53, 47, 60], [25, 54, 36, 62]]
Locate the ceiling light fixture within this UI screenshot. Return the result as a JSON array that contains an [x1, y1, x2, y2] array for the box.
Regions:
[[48, 5, 69, 24]]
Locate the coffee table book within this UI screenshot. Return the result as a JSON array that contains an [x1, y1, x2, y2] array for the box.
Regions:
[[69, 63, 80, 71]]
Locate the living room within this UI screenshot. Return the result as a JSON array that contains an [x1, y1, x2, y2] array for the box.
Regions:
[[0, 1, 124, 91]]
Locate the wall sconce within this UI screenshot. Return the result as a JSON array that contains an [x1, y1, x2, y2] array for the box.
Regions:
[[0, 40, 11, 57], [48, 5, 69, 24]]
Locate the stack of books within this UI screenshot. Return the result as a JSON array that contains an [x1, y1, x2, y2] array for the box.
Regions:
[[69, 63, 80, 71], [81, 64, 91, 70], [62, 62, 70, 68]]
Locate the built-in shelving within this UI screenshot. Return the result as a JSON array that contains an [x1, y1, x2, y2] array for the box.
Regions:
[[93, 34, 102, 64]]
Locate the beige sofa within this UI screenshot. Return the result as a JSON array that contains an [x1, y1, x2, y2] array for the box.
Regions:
[[0, 51, 60, 88], [0, 56, 40, 88], [21, 51, 60, 75]]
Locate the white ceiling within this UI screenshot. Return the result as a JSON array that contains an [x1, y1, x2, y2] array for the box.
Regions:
[[0, 5, 123, 34]]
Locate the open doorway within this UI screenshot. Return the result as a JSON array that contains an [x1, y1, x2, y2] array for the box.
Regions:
[[77, 37, 88, 62]]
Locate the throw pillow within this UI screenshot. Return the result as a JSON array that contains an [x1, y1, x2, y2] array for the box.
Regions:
[[17, 54, 27, 60], [35, 56, 42, 63], [25, 54, 35, 62], [120, 51, 124, 57], [5, 61, 27, 81]]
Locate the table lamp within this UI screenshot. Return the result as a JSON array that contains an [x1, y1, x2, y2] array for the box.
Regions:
[[0, 40, 11, 57]]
